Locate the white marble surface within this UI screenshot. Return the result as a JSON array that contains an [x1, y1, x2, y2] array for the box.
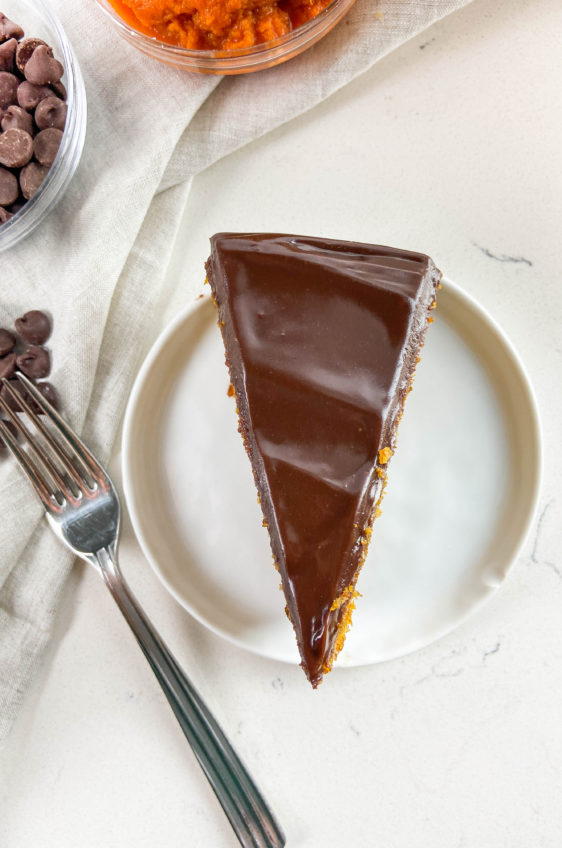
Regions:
[[2, 0, 562, 845]]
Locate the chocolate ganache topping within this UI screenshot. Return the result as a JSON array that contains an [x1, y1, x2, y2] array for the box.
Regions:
[[206, 233, 441, 686]]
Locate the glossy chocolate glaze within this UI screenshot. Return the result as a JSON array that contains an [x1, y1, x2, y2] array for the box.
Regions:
[[206, 234, 441, 686]]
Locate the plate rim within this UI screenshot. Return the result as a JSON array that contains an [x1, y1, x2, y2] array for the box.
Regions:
[[122, 277, 543, 667]]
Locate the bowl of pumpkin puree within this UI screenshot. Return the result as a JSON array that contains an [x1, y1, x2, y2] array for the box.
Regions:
[[96, 0, 357, 74]]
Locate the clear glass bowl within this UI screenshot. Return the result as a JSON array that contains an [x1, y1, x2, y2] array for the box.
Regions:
[[95, 0, 356, 75], [0, 0, 87, 252]]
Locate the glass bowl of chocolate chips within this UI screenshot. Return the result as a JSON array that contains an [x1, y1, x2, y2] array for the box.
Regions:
[[0, 1, 86, 251]]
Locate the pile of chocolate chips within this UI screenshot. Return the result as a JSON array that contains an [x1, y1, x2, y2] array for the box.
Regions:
[[0, 12, 67, 225], [0, 310, 59, 452]]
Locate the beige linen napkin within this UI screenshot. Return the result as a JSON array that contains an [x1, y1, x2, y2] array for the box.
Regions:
[[0, 0, 472, 741]]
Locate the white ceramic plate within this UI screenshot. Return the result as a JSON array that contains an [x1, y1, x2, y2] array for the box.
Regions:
[[122, 280, 541, 667]]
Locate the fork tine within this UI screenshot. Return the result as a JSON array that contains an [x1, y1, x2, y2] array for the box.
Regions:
[[1, 378, 90, 495], [0, 390, 77, 503], [0, 418, 57, 510], [15, 372, 106, 485]]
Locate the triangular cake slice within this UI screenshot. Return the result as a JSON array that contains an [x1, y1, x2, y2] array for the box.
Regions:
[[206, 233, 441, 687]]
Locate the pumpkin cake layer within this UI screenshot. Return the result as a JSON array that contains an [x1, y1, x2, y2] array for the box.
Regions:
[[206, 233, 441, 687]]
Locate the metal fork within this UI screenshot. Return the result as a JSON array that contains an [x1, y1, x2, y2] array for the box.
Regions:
[[0, 372, 285, 848]]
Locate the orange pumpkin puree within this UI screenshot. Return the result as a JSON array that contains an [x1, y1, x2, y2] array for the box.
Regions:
[[110, 0, 333, 50]]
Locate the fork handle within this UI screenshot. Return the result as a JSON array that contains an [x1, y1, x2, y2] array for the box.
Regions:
[[94, 547, 285, 848]]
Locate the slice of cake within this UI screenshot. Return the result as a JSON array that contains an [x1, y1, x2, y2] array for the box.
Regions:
[[206, 233, 441, 687]]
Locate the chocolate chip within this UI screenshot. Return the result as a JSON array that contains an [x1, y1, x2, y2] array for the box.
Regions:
[[0, 378, 27, 410], [24, 44, 63, 86], [19, 160, 47, 199], [35, 381, 59, 411], [0, 14, 24, 43], [16, 345, 50, 379], [15, 310, 51, 344], [0, 71, 17, 108], [0, 127, 32, 167], [50, 79, 66, 100], [1, 103, 33, 133], [0, 330, 16, 356], [0, 166, 18, 205], [33, 127, 62, 167], [0, 205, 11, 223], [0, 351, 16, 379], [0, 418, 18, 451], [17, 80, 52, 111], [0, 37, 16, 72], [34, 95, 66, 131], [16, 38, 48, 74]]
